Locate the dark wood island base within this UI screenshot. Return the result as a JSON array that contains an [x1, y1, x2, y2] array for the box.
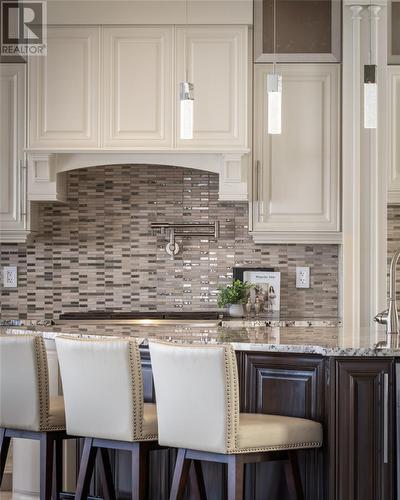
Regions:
[[76, 348, 396, 500]]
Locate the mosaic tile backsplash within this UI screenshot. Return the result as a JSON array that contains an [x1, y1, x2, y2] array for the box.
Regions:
[[388, 205, 400, 297], [0, 165, 340, 320]]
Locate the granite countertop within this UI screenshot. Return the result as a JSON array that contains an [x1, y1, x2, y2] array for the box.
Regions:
[[1, 322, 396, 357]]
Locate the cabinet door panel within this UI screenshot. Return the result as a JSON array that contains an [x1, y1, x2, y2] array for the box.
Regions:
[[175, 26, 248, 148], [28, 26, 100, 148], [102, 26, 173, 148], [241, 352, 325, 500], [388, 66, 400, 203], [0, 64, 25, 232], [253, 64, 340, 234], [335, 359, 394, 500]]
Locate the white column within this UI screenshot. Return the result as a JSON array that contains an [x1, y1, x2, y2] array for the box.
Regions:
[[342, 0, 388, 339], [342, 4, 363, 337]]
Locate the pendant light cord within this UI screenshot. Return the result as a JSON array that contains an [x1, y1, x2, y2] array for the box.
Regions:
[[369, 0, 372, 65], [273, 0, 277, 74], [185, 0, 189, 81]]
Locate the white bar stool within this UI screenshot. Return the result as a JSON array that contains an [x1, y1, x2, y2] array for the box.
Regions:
[[149, 341, 323, 500], [55, 336, 159, 500], [0, 334, 70, 500]]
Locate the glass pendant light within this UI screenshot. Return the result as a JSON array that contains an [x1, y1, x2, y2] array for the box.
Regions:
[[180, 81, 194, 140], [364, 1, 377, 129], [267, 0, 282, 135], [180, 0, 194, 140]]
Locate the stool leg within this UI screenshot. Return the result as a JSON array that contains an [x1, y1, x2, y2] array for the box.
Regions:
[[284, 451, 304, 500], [97, 448, 116, 500], [76, 438, 97, 500], [52, 438, 63, 500], [169, 449, 191, 500], [189, 460, 207, 500], [131, 442, 148, 500], [0, 429, 11, 486], [227, 456, 244, 500], [40, 433, 55, 500]]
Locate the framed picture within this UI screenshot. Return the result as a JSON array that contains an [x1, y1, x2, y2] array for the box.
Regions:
[[233, 267, 280, 313]]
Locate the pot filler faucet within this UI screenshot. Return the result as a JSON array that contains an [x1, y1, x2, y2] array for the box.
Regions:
[[374, 248, 400, 347]]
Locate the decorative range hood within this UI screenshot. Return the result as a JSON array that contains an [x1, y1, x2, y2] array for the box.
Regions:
[[27, 150, 250, 204]]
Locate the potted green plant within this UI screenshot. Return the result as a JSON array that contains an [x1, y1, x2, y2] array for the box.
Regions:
[[217, 280, 252, 317]]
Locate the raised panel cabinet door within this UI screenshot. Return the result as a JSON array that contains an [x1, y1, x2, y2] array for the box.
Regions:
[[175, 26, 248, 149], [252, 64, 340, 239], [28, 26, 100, 148], [335, 359, 394, 500], [102, 26, 173, 148], [388, 66, 400, 203], [240, 352, 325, 500], [0, 64, 26, 234]]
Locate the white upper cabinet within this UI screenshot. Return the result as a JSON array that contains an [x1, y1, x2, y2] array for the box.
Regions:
[[252, 64, 340, 243], [28, 26, 100, 149], [27, 25, 248, 151], [175, 26, 248, 149], [388, 66, 400, 204], [0, 64, 27, 241], [102, 26, 173, 148]]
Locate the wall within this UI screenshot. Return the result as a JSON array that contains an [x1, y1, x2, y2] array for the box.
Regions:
[[0, 165, 340, 320]]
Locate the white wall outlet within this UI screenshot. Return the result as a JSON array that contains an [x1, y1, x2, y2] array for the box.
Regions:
[[296, 266, 310, 289], [3, 266, 18, 288]]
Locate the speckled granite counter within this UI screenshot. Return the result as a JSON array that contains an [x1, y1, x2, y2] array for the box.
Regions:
[[1, 322, 396, 357]]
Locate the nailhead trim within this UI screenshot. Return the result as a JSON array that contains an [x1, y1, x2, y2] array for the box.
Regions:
[[230, 441, 323, 454], [223, 345, 240, 454]]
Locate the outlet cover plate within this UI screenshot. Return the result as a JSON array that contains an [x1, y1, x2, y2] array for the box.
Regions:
[[3, 266, 17, 288], [296, 266, 310, 289]]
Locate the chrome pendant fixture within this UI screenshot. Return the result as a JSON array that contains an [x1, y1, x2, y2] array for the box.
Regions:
[[267, 0, 282, 135], [180, 0, 194, 140], [364, 1, 378, 129]]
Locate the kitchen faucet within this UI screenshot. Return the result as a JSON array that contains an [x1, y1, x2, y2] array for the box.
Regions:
[[374, 248, 400, 347]]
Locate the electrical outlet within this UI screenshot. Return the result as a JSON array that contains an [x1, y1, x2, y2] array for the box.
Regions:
[[3, 266, 17, 288], [296, 267, 310, 289]]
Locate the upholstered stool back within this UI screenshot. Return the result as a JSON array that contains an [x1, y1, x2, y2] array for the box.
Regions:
[[149, 341, 239, 454], [0, 334, 53, 431], [56, 337, 154, 442]]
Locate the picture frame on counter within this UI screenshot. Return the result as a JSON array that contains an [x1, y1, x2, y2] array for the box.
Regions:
[[232, 267, 281, 313]]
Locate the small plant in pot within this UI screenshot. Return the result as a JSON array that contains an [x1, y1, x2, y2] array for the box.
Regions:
[[217, 280, 252, 317]]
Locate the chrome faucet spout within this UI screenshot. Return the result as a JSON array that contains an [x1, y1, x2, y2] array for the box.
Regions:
[[387, 249, 400, 335], [374, 248, 400, 338]]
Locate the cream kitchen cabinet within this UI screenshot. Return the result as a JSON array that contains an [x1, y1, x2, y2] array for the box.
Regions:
[[102, 26, 173, 148], [28, 25, 248, 151], [0, 64, 31, 242], [28, 26, 100, 149], [175, 26, 248, 149], [251, 64, 341, 244], [388, 66, 400, 204]]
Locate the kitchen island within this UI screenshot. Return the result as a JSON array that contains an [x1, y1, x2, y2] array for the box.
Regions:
[[2, 322, 397, 500]]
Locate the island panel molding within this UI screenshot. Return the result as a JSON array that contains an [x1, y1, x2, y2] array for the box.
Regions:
[[334, 358, 394, 500]]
